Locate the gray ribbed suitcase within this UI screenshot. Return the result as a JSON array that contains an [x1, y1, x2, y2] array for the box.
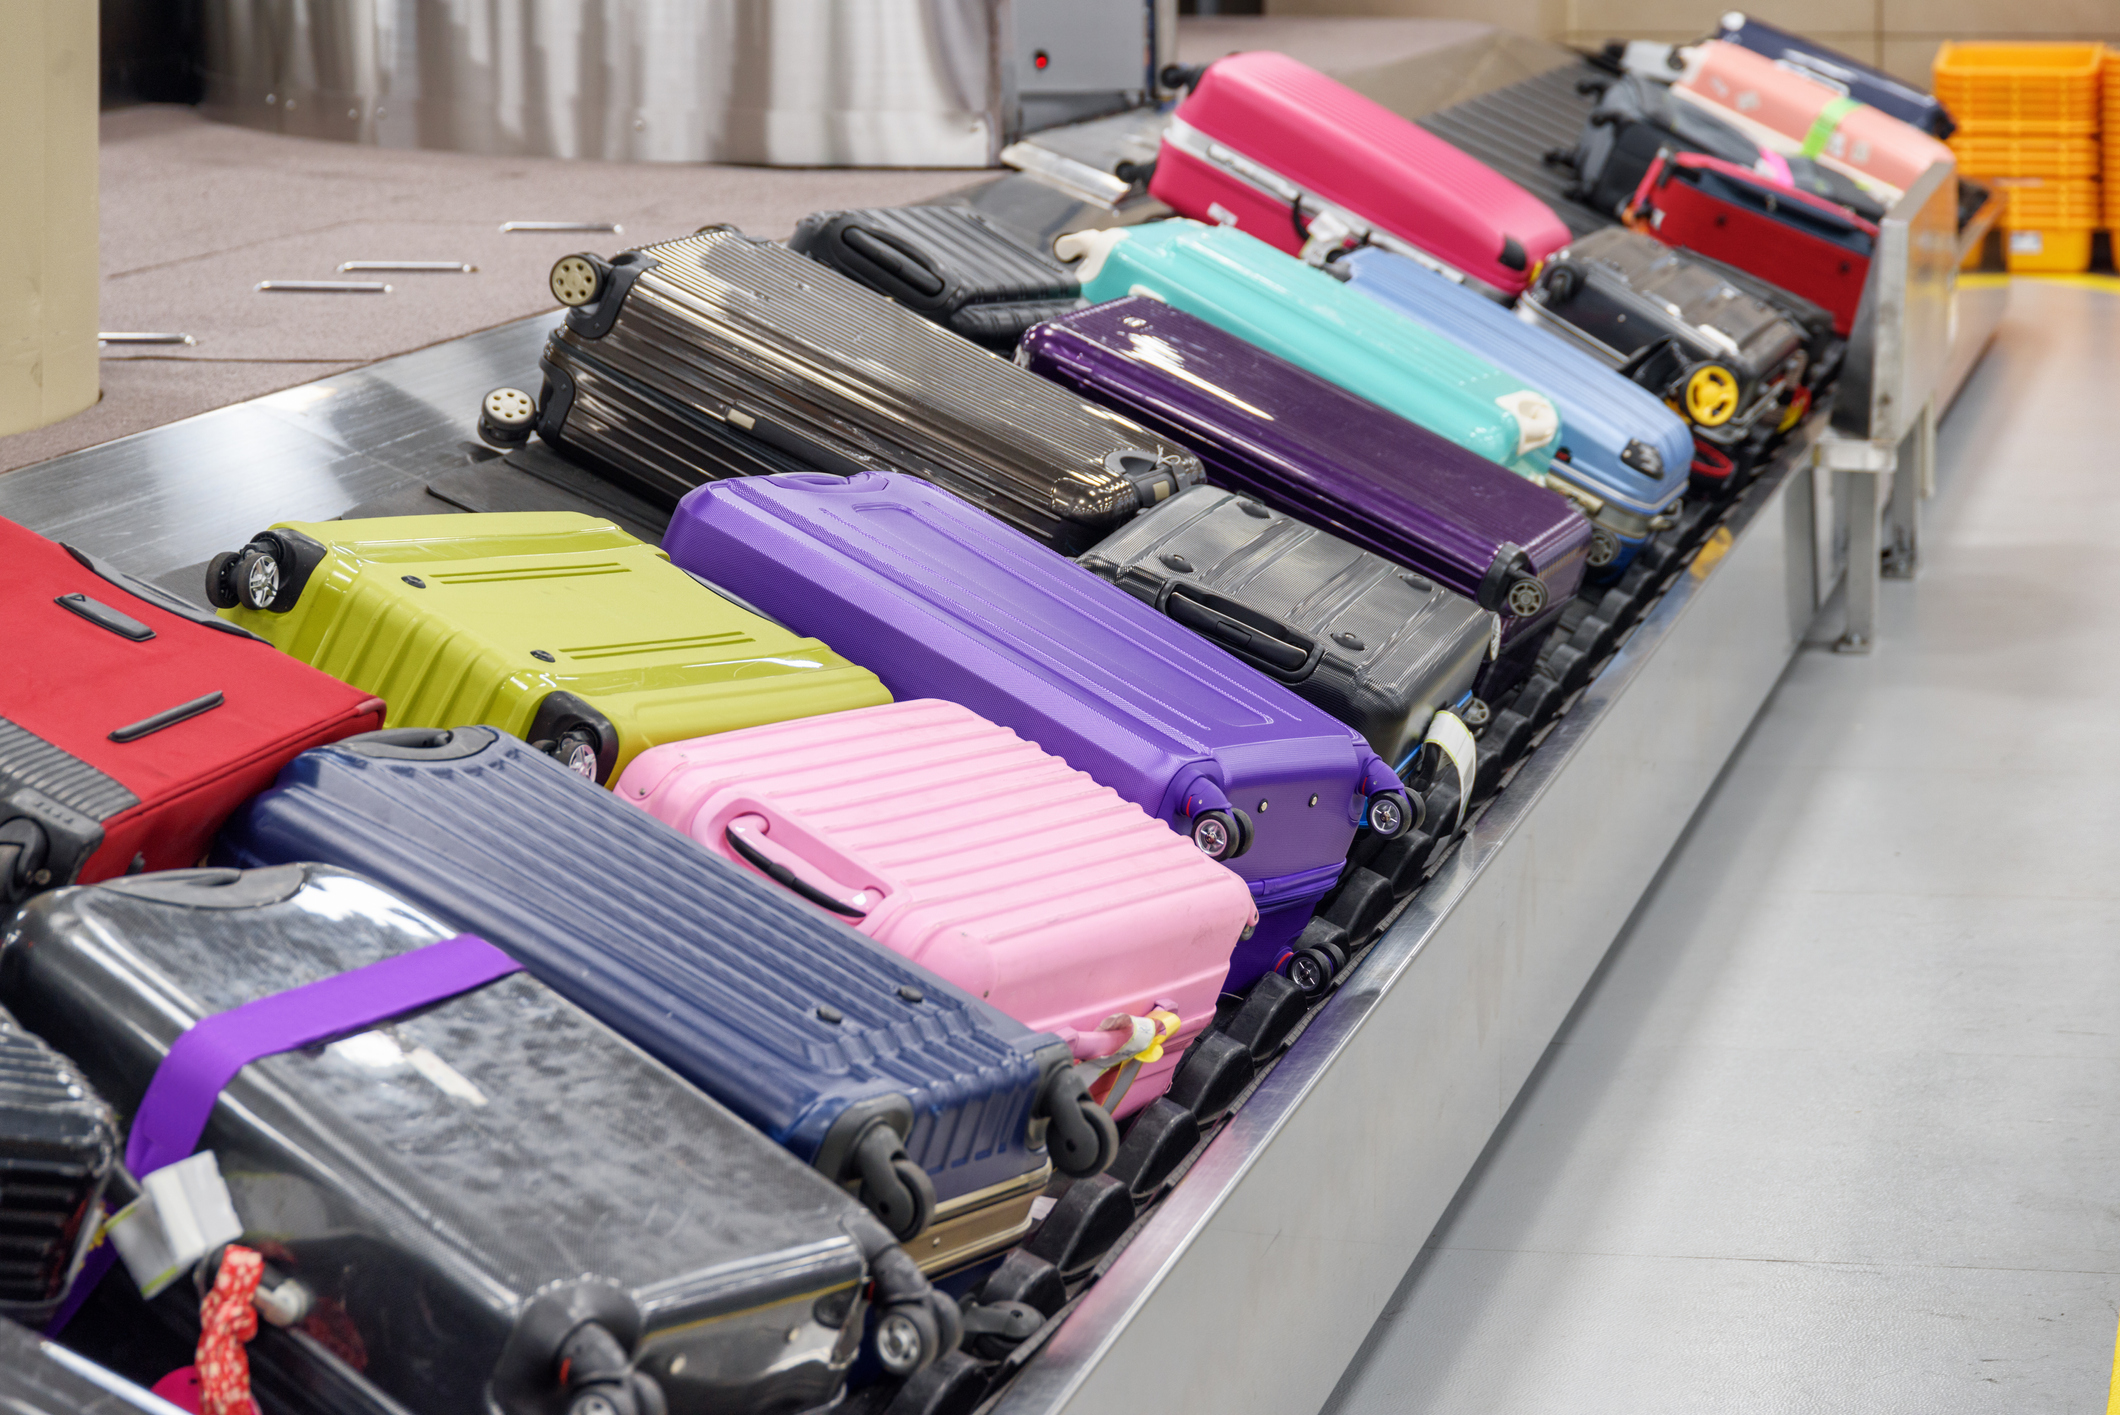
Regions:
[[529, 227, 1203, 553], [1078, 486, 1494, 768]]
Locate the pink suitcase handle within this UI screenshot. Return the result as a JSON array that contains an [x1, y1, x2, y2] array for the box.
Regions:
[[719, 808, 888, 919]]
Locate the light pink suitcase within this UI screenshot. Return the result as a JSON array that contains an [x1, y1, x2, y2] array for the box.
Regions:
[[1675, 40, 1957, 200], [614, 698, 1256, 1118], [1150, 50, 1571, 297]]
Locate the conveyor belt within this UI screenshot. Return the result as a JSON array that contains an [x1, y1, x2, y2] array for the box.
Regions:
[[1418, 61, 1618, 239]]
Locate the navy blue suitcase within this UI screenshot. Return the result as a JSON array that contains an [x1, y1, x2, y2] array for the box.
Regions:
[[213, 726, 1112, 1269]]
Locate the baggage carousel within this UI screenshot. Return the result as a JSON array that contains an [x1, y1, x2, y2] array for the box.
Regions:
[[0, 75, 2005, 1415]]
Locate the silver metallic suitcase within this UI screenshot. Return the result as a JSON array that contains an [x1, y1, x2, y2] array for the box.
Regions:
[[1078, 486, 1494, 768], [522, 227, 1204, 554]]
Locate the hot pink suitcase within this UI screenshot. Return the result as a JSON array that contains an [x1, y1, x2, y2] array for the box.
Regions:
[[1676, 40, 1956, 199], [1151, 50, 1571, 297], [615, 698, 1256, 1118]]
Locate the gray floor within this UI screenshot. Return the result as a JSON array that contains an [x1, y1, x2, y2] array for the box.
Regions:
[[1324, 278, 2120, 1414]]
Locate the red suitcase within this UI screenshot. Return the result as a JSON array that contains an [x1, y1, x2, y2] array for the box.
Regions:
[[1151, 50, 1571, 297], [1626, 150, 1878, 337], [0, 519, 385, 905]]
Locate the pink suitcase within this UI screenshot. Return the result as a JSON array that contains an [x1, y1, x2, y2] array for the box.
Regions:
[[1675, 40, 1956, 200], [1151, 50, 1570, 297], [615, 698, 1256, 1118]]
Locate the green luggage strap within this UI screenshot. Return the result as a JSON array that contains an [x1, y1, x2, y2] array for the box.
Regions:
[[1801, 95, 1864, 158]]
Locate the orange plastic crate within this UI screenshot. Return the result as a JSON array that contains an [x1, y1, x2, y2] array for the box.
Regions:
[[1949, 134, 2100, 180], [1934, 42, 2105, 135], [2002, 227, 2094, 273]]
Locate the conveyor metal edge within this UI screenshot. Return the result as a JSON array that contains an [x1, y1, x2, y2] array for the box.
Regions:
[[995, 427, 1819, 1415]]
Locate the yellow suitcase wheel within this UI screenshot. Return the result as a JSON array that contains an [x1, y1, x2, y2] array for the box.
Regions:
[[1682, 363, 1740, 429]]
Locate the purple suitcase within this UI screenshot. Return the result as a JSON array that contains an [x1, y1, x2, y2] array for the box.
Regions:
[[661, 471, 1411, 989], [1019, 296, 1594, 697]]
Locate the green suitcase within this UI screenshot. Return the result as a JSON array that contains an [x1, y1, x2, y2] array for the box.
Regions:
[[206, 511, 891, 783]]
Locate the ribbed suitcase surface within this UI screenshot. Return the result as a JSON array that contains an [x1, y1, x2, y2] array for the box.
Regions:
[[1152, 50, 1569, 296], [789, 206, 1086, 350], [212, 728, 1074, 1271], [1055, 220, 1562, 483], [210, 512, 889, 786], [1338, 247, 1688, 570], [1017, 297, 1591, 672], [538, 227, 1202, 553], [1630, 152, 1877, 337], [661, 471, 1410, 986], [616, 698, 1255, 1113], [1079, 487, 1493, 769], [0, 519, 386, 909], [1520, 229, 1808, 451], [0, 1007, 116, 1326], [1, 864, 886, 1415]]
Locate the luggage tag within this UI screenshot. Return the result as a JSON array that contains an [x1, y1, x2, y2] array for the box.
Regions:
[[1423, 710, 1479, 835], [1068, 1010, 1183, 1116], [104, 1152, 244, 1298]]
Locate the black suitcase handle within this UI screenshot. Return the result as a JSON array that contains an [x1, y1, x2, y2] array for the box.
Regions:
[[1165, 590, 1315, 678], [725, 821, 869, 918]]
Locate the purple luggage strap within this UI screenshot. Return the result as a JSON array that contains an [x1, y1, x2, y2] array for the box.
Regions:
[[52, 934, 520, 1331]]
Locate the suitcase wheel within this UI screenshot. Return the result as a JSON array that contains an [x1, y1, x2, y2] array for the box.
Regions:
[[204, 543, 280, 612], [478, 387, 538, 449], [549, 253, 611, 308], [1284, 943, 1345, 997], [1040, 1066, 1121, 1178], [1365, 789, 1415, 839], [875, 1299, 949, 1378], [1682, 363, 1742, 428], [1189, 807, 1245, 861], [1587, 524, 1621, 569], [851, 1122, 938, 1241]]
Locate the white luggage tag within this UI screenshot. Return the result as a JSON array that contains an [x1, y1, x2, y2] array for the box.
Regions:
[[1069, 1010, 1183, 1117], [1423, 709, 1479, 835], [104, 1151, 244, 1298]]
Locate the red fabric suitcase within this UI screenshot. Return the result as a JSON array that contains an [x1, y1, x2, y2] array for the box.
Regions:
[[1627, 151, 1878, 337], [1151, 50, 1571, 297], [0, 518, 385, 904]]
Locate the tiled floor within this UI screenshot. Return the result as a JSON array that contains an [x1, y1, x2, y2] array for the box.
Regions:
[[1323, 280, 2120, 1414]]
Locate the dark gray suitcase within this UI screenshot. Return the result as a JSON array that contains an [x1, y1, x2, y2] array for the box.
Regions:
[[0, 1007, 116, 1329], [1519, 228, 1807, 457], [1, 1317, 196, 1413], [1, 864, 958, 1415], [1078, 486, 1494, 770], [524, 227, 1203, 553], [789, 205, 1086, 352]]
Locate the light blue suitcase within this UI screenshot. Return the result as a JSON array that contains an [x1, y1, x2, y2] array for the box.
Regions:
[[1339, 246, 1689, 574], [1054, 220, 1562, 484]]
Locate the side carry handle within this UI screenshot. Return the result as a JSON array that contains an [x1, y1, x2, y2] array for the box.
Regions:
[[1165, 590, 1314, 678], [724, 819, 869, 919]]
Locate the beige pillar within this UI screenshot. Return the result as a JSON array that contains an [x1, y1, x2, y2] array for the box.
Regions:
[[0, 0, 99, 438]]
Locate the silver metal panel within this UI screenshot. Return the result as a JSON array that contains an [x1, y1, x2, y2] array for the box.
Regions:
[[995, 433, 1817, 1415], [200, 0, 1010, 167]]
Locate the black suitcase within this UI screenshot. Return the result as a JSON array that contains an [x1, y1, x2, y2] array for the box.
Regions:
[[1556, 73, 1887, 223], [515, 227, 1203, 553], [0, 1007, 116, 1329], [1, 864, 960, 1415], [1679, 247, 1845, 391], [1519, 228, 1808, 465], [1, 1316, 200, 1414], [1078, 485, 1494, 773], [789, 205, 1087, 352]]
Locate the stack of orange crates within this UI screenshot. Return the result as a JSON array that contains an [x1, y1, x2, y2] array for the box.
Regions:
[[1935, 41, 2105, 273], [2107, 56, 2120, 231]]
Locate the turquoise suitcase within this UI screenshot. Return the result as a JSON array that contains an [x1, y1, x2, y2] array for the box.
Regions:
[[1054, 220, 1562, 483]]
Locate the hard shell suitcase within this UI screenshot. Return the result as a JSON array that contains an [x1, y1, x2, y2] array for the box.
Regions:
[[202, 512, 891, 786], [1628, 150, 1878, 336], [660, 471, 1414, 987], [1152, 50, 1570, 296], [789, 206, 1086, 352], [212, 728, 1107, 1271], [1077, 486, 1493, 768], [1054, 220, 1563, 483], [1, 864, 961, 1415], [1717, 11, 1957, 139], [1017, 297, 1592, 693], [0, 1006, 116, 1327], [1675, 41, 1957, 200], [1, 1318, 192, 1413], [1519, 228, 1808, 472], [527, 226, 1204, 553], [0, 519, 386, 913], [1561, 72, 1887, 222], [615, 698, 1256, 1117], [1336, 247, 1689, 573]]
